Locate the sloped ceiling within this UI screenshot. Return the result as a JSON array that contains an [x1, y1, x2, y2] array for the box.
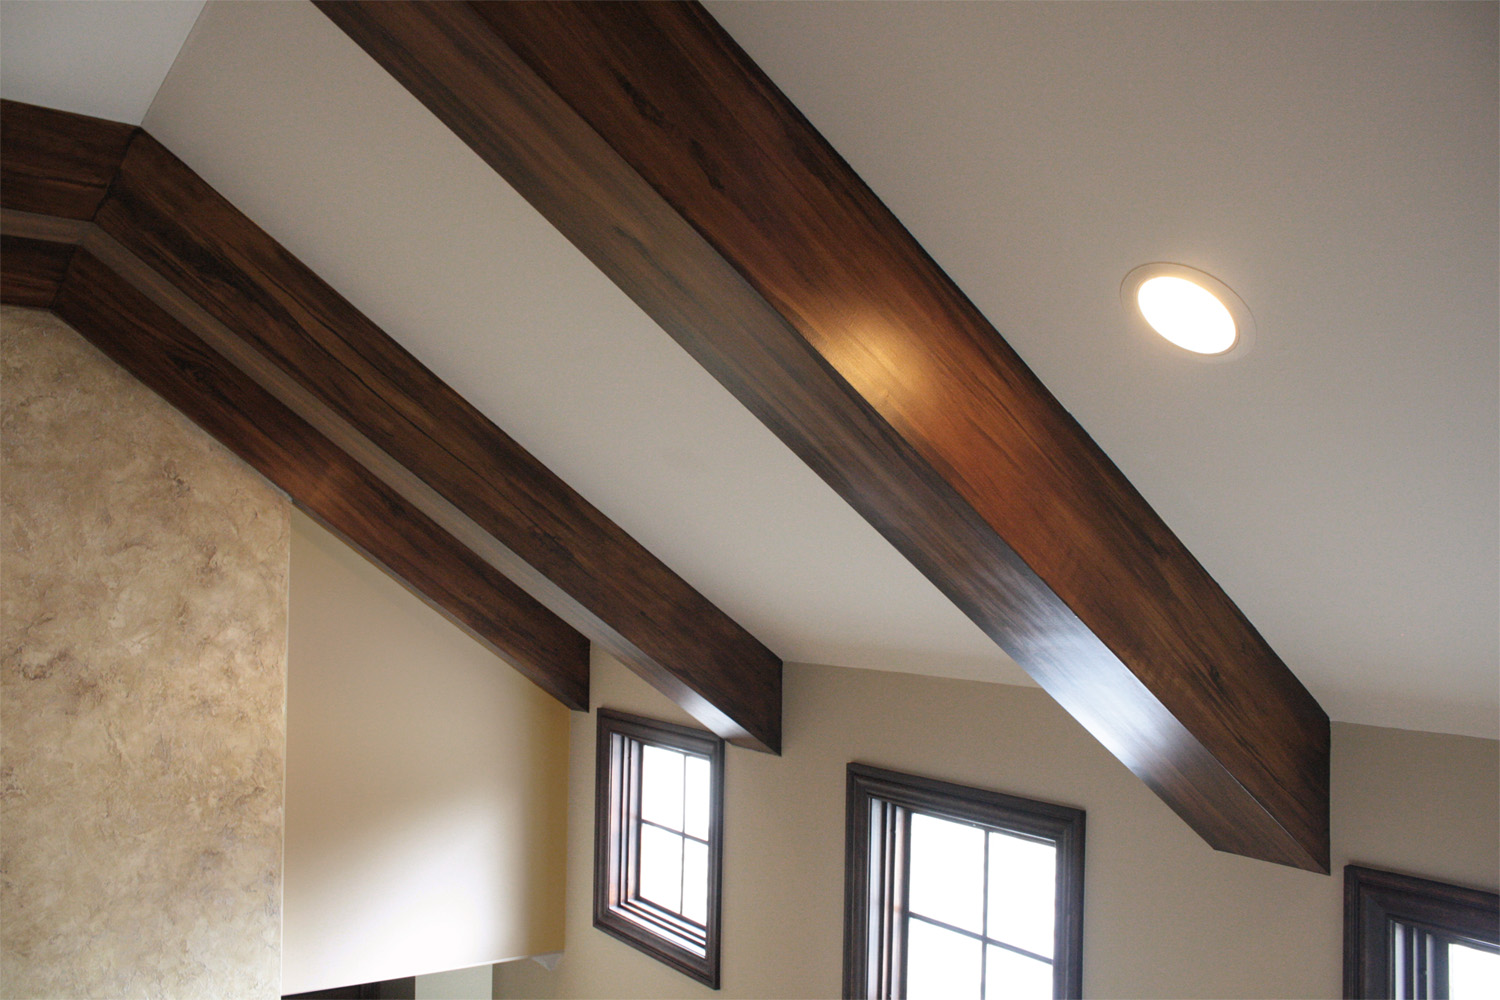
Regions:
[[705, 0, 1499, 738], [0, 0, 203, 123], [1, 0, 1494, 737]]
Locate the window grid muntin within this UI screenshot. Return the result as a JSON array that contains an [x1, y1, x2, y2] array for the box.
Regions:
[[639, 816, 711, 846], [844, 763, 1085, 1000], [629, 740, 711, 928], [595, 710, 724, 988], [900, 807, 1055, 999]]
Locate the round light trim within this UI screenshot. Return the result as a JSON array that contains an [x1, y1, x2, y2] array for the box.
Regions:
[[1121, 263, 1254, 360]]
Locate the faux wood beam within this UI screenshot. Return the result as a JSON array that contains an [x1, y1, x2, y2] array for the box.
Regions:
[[93, 132, 780, 752], [1, 98, 782, 751], [2, 240, 590, 709], [0, 234, 74, 308], [320, 0, 1330, 870], [0, 101, 134, 220]]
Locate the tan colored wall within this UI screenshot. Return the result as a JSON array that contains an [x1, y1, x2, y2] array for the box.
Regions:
[[282, 510, 570, 995], [417, 964, 499, 1000], [1, 306, 290, 999], [494, 650, 1499, 1000]]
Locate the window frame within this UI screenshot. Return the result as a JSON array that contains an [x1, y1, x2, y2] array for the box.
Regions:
[[843, 762, 1085, 1000], [594, 708, 725, 988], [1343, 864, 1499, 999]]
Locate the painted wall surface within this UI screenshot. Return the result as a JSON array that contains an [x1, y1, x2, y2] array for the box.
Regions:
[[416, 964, 499, 1000], [494, 650, 1499, 1000], [0, 306, 290, 999], [282, 510, 570, 995]]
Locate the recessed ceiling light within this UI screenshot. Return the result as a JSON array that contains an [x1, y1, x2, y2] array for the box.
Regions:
[[1121, 263, 1254, 360]]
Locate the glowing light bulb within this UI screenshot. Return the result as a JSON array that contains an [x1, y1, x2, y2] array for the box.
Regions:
[[1136, 275, 1238, 355]]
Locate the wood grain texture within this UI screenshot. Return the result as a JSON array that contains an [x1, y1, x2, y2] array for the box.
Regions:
[[0, 100, 135, 220], [82, 126, 779, 751], [1, 234, 74, 307], [319, 0, 1329, 868], [49, 247, 589, 710]]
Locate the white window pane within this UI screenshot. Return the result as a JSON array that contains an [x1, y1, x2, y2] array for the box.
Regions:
[[684, 754, 711, 841], [987, 831, 1057, 959], [681, 838, 709, 925], [1449, 941, 1500, 1000], [640, 744, 685, 831], [986, 944, 1053, 1000], [908, 812, 985, 933], [637, 824, 683, 913], [906, 918, 982, 1000]]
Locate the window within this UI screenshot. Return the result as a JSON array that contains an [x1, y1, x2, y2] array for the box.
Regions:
[[1344, 865, 1499, 999], [594, 709, 724, 987], [843, 764, 1085, 1000]]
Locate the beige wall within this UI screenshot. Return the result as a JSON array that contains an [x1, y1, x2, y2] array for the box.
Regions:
[[494, 650, 1498, 1000], [1, 307, 290, 999], [282, 510, 570, 995], [417, 964, 500, 1000], [5, 299, 1493, 1000]]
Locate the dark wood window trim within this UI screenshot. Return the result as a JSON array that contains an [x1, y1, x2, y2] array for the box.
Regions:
[[595, 709, 724, 988], [1344, 865, 1499, 999], [843, 763, 1085, 999]]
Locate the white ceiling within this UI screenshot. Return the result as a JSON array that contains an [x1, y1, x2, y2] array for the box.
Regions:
[[0, 0, 203, 124], [3, 1, 1495, 737]]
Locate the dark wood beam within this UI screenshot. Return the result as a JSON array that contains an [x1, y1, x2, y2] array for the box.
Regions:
[[3, 240, 590, 709], [0, 100, 135, 220], [320, 0, 1330, 870], [0, 234, 74, 308], [1, 98, 782, 752], [91, 131, 780, 753]]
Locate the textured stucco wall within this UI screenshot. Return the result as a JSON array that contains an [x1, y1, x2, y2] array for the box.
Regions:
[[1, 306, 290, 999]]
